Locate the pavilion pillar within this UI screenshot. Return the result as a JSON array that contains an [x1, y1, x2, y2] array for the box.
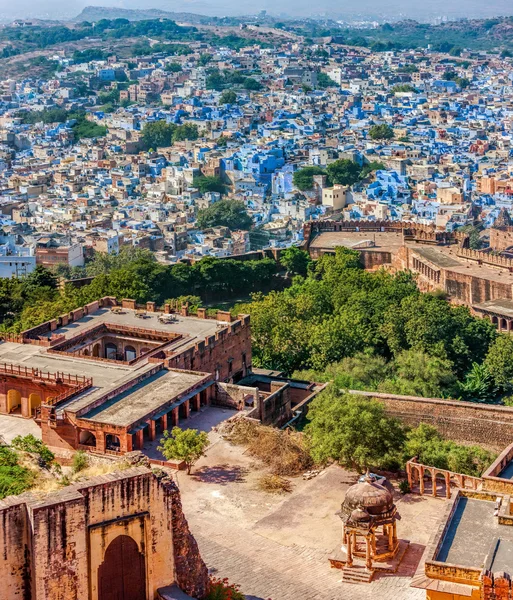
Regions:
[[161, 413, 168, 431], [171, 407, 179, 426], [371, 532, 376, 557], [419, 466, 425, 495], [136, 429, 144, 450], [392, 520, 397, 545], [432, 471, 437, 497], [346, 531, 353, 567], [183, 400, 190, 419], [365, 536, 372, 570], [388, 524, 394, 551], [445, 473, 451, 499], [193, 393, 201, 412], [149, 420, 156, 441]]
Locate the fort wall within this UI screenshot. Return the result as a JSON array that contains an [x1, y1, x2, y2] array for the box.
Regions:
[[349, 390, 513, 451]]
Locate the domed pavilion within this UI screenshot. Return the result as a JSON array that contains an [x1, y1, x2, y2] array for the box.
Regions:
[[339, 473, 399, 570]]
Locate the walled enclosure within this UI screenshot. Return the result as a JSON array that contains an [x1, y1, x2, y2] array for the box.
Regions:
[[0, 467, 208, 600]]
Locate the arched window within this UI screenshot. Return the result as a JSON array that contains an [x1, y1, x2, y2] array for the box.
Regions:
[[105, 342, 117, 360], [124, 345, 136, 361], [93, 343, 101, 357], [106, 434, 121, 452], [79, 430, 96, 447]]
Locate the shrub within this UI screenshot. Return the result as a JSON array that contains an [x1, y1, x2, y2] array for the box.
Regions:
[[72, 450, 89, 474], [205, 576, 245, 600], [398, 479, 411, 494], [11, 434, 55, 467]]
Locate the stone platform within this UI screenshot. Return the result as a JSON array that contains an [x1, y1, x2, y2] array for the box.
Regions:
[[329, 539, 410, 578]]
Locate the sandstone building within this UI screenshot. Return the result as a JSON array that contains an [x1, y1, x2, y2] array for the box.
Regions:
[[0, 297, 321, 457]]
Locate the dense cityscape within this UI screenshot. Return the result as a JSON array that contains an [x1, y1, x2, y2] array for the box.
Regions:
[[1, 7, 513, 600]]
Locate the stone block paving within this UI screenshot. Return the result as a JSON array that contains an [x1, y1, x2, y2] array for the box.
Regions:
[[195, 523, 425, 600]]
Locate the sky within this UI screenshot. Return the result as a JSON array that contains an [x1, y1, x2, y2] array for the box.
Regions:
[[1, 0, 513, 21]]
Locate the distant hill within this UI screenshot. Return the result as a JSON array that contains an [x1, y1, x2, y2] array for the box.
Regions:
[[73, 6, 219, 24]]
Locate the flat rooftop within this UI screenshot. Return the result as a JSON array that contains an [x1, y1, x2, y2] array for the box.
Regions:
[[309, 231, 405, 254], [474, 299, 513, 318], [410, 244, 513, 286], [436, 497, 513, 570], [52, 307, 220, 350], [80, 369, 208, 427]]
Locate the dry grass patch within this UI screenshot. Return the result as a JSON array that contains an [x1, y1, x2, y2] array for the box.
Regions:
[[257, 473, 293, 494], [222, 418, 313, 476]]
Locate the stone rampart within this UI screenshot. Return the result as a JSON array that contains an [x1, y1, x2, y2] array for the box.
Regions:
[[348, 390, 513, 451]]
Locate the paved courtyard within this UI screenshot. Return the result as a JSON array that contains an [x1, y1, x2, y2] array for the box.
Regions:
[[177, 435, 444, 600], [0, 413, 41, 443]]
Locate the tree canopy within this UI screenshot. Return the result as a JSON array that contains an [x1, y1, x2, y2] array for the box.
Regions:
[[368, 124, 395, 141], [158, 427, 210, 474], [197, 199, 253, 231]]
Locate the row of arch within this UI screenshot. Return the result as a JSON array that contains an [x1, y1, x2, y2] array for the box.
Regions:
[[6, 389, 42, 416], [406, 461, 481, 499], [490, 315, 513, 332]]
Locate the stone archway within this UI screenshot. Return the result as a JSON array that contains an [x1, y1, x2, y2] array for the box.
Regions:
[[93, 343, 101, 358], [98, 535, 146, 600], [28, 393, 41, 416], [7, 389, 21, 413], [105, 342, 117, 360], [124, 345, 136, 362]]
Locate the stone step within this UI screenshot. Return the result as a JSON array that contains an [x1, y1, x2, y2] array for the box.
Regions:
[[342, 566, 374, 584]]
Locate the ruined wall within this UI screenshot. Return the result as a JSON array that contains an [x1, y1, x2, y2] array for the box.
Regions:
[[351, 390, 513, 451], [0, 468, 208, 600], [215, 382, 258, 410]]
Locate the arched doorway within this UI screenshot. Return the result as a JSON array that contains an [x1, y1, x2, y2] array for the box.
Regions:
[[7, 389, 21, 413], [124, 345, 136, 361], [105, 342, 117, 360], [93, 343, 100, 357], [106, 434, 121, 452], [28, 393, 41, 416], [98, 535, 146, 600], [79, 430, 96, 447]]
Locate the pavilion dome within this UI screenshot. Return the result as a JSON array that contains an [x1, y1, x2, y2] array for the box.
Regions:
[[341, 476, 394, 519]]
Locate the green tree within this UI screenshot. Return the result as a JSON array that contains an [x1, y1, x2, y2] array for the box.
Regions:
[[485, 335, 513, 390], [193, 175, 227, 195], [197, 199, 252, 230], [280, 246, 311, 276], [243, 77, 262, 90], [165, 62, 182, 72], [306, 389, 405, 471], [326, 159, 362, 186], [381, 349, 457, 398], [219, 90, 237, 105], [158, 427, 209, 474], [292, 166, 326, 191], [368, 124, 394, 141], [172, 123, 199, 142], [317, 72, 338, 88], [141, 121, 175, 149], [11, 434, 55, 468]]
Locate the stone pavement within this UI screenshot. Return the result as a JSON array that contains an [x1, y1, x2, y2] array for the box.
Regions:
[[177, 438, 433, 600], [194, 520, 425, 600]]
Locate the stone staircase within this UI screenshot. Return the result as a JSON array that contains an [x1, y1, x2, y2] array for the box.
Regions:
[[342, 565, 374, 584]]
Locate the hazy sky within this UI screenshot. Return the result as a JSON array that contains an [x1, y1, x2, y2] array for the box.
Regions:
[[1, 0, 513, 21]]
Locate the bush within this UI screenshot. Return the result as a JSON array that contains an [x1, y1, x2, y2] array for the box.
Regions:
[[398, 479, 411, 494], [72, 451, 89, 474], [11, 435, 55, 467], [205, 576, 245, 600]]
